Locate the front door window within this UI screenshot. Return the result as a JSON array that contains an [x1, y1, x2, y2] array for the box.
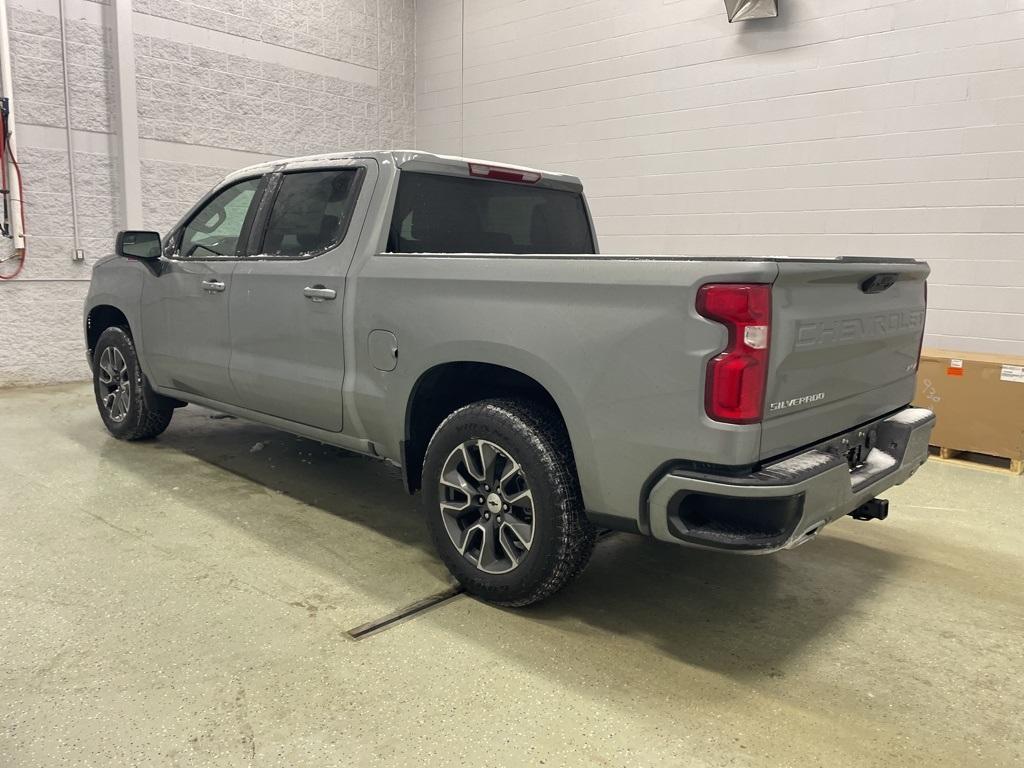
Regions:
[[180, 178, 260, 259]]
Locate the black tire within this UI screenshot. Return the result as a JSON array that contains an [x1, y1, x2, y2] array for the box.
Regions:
[[92, 326, 174, 441], [422, 398, 596, 606]]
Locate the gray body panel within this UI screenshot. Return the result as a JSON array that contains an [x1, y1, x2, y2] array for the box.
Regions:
[[352, 252, 776, 524], [762, 260, 928, 460], [228, 256, 347, 430], [85, 150, 932, 540], [141, 259, 237, 403]]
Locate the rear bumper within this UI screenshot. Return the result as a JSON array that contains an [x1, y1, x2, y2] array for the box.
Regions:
[[647, 407, 935, 553]]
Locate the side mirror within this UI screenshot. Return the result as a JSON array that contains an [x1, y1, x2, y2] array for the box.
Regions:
[[116, 230, 162, 259]]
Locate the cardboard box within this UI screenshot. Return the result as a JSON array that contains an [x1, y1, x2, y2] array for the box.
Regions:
[[914, 349, 1024, 462]]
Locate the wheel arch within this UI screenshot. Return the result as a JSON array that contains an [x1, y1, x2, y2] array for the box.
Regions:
[[400, 359, 586, 498], [86, 304, 133, 362]]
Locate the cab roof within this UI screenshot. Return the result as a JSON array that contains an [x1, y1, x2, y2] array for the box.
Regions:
[[224, 150, 584, 192]]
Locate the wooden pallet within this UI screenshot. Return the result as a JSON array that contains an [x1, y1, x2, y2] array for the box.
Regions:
[[929, 446, 1024, 476]]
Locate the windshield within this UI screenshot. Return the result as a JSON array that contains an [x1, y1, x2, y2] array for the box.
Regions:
[[387, 171, 595, 255]]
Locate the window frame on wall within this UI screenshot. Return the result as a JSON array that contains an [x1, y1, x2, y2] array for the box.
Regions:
[[171, 175, 268, 261], [244, 166, 367, 261]]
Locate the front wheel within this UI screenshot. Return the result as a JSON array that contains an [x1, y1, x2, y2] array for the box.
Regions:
[[92, 326, 174, 440], [422, 399, 596, 606]]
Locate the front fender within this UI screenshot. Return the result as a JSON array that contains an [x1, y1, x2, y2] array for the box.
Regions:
[[84, 259, 147, 371]]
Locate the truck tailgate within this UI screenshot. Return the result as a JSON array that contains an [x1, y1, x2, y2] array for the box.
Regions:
[[760, 259, 929, 461]]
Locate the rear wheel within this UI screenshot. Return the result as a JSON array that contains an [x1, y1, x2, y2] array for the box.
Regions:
[[92, 326, 173, 440], [422, 399, 595, 606]]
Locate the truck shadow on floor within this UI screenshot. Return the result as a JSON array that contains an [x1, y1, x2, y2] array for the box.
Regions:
[[106, 405, 906, 680], [528, 531, 901, 678]]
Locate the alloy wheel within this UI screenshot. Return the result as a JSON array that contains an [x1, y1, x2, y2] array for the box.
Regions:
[[97, 346, 131, 423], [438, 438, 535, 575]]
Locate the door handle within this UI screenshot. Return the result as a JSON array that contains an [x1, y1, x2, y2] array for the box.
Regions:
[[303, 285, 337, 302], [201, 279, 226, 293]]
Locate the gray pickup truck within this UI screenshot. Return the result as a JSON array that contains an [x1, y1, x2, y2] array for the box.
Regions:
[[85, 150, 935, 605]]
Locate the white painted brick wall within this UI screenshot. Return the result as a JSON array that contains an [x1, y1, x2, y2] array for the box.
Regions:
[[417, 0, 1024, 356], [0, 0, 416, 386], [133, 34, 385, 156], [134, 0, 380, 68], [9, 6, 115, 132]]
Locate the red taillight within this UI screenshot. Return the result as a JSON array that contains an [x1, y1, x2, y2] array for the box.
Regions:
[[696, 283, 772, 424], [468, 162, 541, 184]]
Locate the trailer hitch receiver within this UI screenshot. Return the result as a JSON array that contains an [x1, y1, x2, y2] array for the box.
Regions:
[[849, 498, 889, 521]]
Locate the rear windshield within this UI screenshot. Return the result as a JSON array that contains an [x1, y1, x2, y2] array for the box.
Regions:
[[387, 171, 594, 254]]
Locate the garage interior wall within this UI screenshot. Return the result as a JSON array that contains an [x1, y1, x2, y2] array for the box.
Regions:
[[417, 0, 1024, 356], [0, 0, 415, 386]]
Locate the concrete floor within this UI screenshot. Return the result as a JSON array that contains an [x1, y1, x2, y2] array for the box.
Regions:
[[1, 384, 1021, 767]]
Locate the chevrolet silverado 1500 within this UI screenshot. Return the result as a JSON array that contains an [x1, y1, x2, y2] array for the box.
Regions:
[[85, 150, 935, 605]]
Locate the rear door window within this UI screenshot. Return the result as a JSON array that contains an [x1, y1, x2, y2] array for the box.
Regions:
[[258, 169, 364, 258], [387, 172, 594, 254]]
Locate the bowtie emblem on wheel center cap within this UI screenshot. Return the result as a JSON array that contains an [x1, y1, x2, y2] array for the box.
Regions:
[[485, 493, 502, 513]]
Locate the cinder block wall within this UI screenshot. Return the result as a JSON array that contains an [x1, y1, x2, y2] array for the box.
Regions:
[[417, 0, 1024, 355], [0, 0, 415, 385]]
